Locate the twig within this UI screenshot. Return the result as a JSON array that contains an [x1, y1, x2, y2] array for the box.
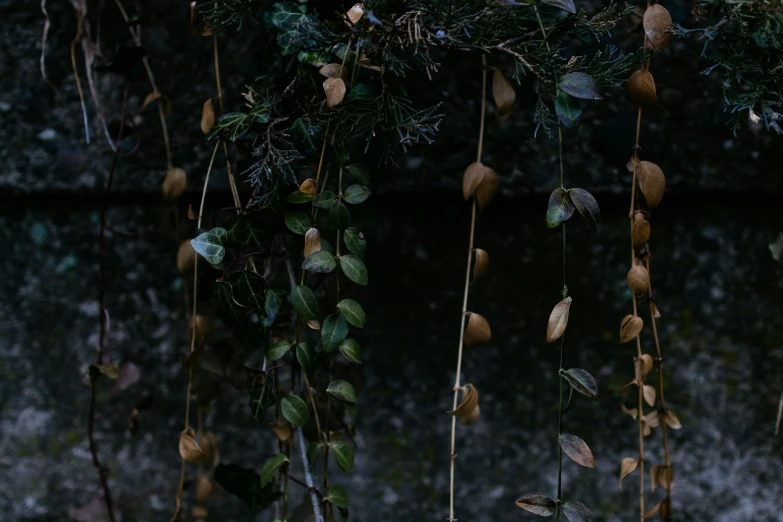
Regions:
[[297, 426, 324, 522]]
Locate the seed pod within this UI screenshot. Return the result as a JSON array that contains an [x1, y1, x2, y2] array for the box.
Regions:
[[192, 315, 213, 341], [632, 216, 651, 249], [346, 3, 364, 24], [192, 505, 208, 519], [300, 178, 317, 197], [201, 99, 215, 135], [162, 167, 187, 201], [323, 77, 346, 108], [627, 265, 650, 295], [638, 161, 666, 208], [177, 240, 196, 274], [464, 312, 491, 346], [492, 68, 516, 118], [179, 428, 209, 464], [319, 63, 345, 80], [627, 70, 657, 108], [619, 314, 644, 343], [475, 168, 500, 211], [643, 4, 673, 54], [304, 228, 322, 258], [195, 475, 214, 504], [473, 248, 489, 280]]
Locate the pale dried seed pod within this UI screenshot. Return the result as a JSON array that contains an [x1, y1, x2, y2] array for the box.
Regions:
[[632, 217, 651, 249], [643, 4, 673, 54], [627, 70, 657, 108], [195, 475, 214, 504], [638, 161, 666, 208], [300, 178, 317, 197], [192, 315, 213, 341], [201, 99, 215, 135], [162, 167, 187, 201], [304, 228, 322, 258], [323, 77, 346, 108], [627, 265, 650, 295]]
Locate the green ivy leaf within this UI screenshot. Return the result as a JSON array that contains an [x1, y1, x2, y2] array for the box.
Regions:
[[229, 271, 267, 312], [289, 117, 321, 154], [191, 227, 227, 266], [265, 340, 291, 362], [213, 463, 278, 514], [303, 251, 337, 273], [260, 454, 289, 487], [338, 338, 362, 364], [296, 343, 316, 374], [281, 394, 310, 426], [340, 254, 368, 285], [287, 190, 314, 204], [326, 379, 357, 403], [324, 484, 349, 509], [336, 299, 366, 328], [345, 401, 358, 417], [208, 112, 249, 142], [321, 313, 349, 352], [345, 164, 370, 185], [343, 185, 371, 204], [546, 188, 575, 228], [568, 188, 601, 231], [562, 368, 599, 399], [329, 202, 351, 230], [269, 2, 311, 56], [330, 441, 354, 473], [261, 288, 287, 328], [223, 212, 276, 254], [555, 91, 582, 129], [542, 0, 576, 14], [314, 190, 338, 209], [559, 72, 603, 100], [285, 212, 310, 235], [562, 501, 595, 522], [292, 285, 319, 320], [246, 367, 276, 424], [344, 228, 366, 259]]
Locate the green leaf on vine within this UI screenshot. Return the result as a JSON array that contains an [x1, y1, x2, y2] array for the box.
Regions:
[[246, 367, 275, 424], [568, 188, 601, 231], [229, 271, 267, 312], [326, 379, 357, 403], [329, 202, 351, 230], [303, 251, 337, 273], [562, 368, 599, 399], [559, 434, 595, 468], [191, 227, 227, 266], [260, 454, 289, 487], [562, 501, 595, 522], [265, 340, 291, 362], [515, 494, 557, 516], [284, 212, 310, 235], [340, 255, 368, 285], [281, 394, 310, 426], [546, 188, 575, 228], [292, 285, 319, 320], [559, 72, 603, 100], [223, 212, 276, 254], [336, 299, 366, 328], [343, 185, 371, 204], [330, 441, 354, 473], [321, 313, 349, 352], [344, 228, 366, 259], [325, 484, 349, 508], [345, 163, 370, 185], [269, 2, 311, 56], [338, 338, 362, 364], [296, 343, 316, 374], [314, 190, 338, 209], [287, 190, 314, 204], [261, 288, 287, 328], [214, 463, 279, 514], [555, 91, 582, 129]]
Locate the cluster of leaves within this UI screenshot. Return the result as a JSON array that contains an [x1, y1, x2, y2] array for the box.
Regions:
[[678, 0, 783, 133]]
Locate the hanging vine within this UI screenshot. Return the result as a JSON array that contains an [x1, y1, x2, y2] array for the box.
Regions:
[[617, 3, 681, 521]]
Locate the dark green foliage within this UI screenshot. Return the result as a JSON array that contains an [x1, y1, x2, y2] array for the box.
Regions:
[[213, 463, 279, 513], [676, 0, 783, 133]]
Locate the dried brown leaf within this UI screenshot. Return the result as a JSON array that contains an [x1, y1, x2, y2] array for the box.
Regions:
[[475, 167, 500, 211], [200, 431, 220, 467], [201, 98, 215, 135], [162, 167, 187, 202], [652, 301, 662, 319], [319, 63, 345, 79], [304, 228, 322, 258], [473, 248, 489, 281], [464, 312, 491, 346], [190, 1, 214, 36], [628, 69, 657, 108], [643, 499, 662, 520], [640, 354, 654, 377], [462, 162, 489, 200], [269, 421, 293, 442], [619, 457, 638, 489], [651, 464, 672, 492], [639, 161, 666, 209], [643, 384, 657, 407], [621, 403, 639, 419], [559, 433, 595, 468], [447, 384, 479, 417], [300, 178, 317, 197], [459, 403, 480, 425], [642, 416, 652, 436], [633, 217, 651, 249], [177, 240, 196, 274], [546, 297, 572, 343], [192, 315, 213, 341], [142, 91, 162, 110], [627, 265, 650, 295], [192, 505, 207, 518], [620, 380, 637, 397], [646, 410, 660, 428], [307, 319, 321, 331], [179, 428, 209, 464], [663, 410, 682, 429], [323, 77, 346, 107], [516, 495, 557, 517], [195, 475, 215, 504], [492, 68, 516, 118], [659, 495, 672, 521], [346, 3, 364, 24], [644, 4, 673, 54], [619, 314, 643, 343], [358, 56, 382, 72], [187, 204, 196, 220]]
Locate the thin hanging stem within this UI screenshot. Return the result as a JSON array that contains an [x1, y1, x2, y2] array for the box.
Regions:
[[448, 53, 486, 522], [171, 140, 220, 522]]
